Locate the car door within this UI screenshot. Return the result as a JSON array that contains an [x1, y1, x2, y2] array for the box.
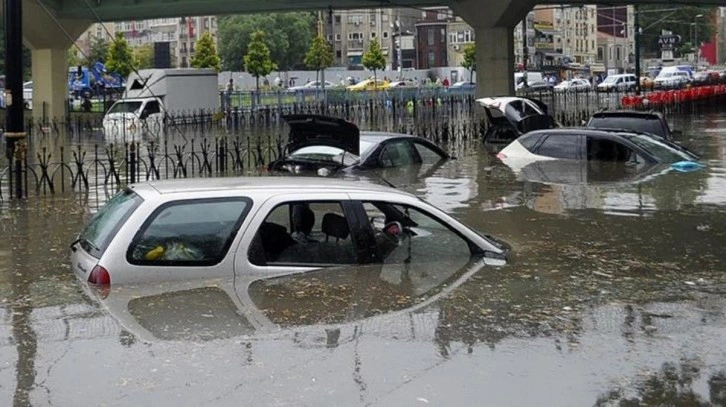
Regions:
[[119, 196, 253, 285], [236, 193, 374, 280], [140, 99, 163, 133]]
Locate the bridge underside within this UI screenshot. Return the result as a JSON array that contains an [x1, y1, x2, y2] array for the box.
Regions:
[[10, 0, 726, 120]]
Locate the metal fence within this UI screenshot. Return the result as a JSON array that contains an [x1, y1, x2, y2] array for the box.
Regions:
[[6, 86, 726, 200]]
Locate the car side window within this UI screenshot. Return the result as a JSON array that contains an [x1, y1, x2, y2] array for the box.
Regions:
[[411, 141, 445, 165], [522, 101, 541, 116], [361, 202, 472, 265], [128, 198, 251, 266], [380, 140, 416, 167], [586, 137, 635, 162], [535, 135, 581, 159], [248, 201, 357, 266]]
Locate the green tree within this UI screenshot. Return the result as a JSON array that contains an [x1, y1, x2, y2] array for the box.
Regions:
[[83, 36, 109, 66], [461, 43, 476, 82], [105, 33, 135, 78], [362, 38, 385, 88], [67, 48, 81, 67], [191, 32, 221, 71], [133, 44, 154, 69], [638, 6, 717, 57], [304, 35, 333, 88], [243, 31, 277, 91], [217, 13, 315, 71]]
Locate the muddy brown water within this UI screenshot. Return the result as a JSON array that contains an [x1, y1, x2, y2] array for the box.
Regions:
[[0, 112, 725, 406]]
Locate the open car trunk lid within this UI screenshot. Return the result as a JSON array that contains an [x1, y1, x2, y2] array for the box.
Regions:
[[283, 115, 360, 156]]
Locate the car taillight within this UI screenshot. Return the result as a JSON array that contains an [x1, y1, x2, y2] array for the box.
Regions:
[[496, 152, 507, 160], [88, 265, 111, 286]]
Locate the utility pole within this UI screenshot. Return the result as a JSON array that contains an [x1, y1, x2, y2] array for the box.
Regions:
[[4, 0, 26, 198], [522, 17, 528, 69], [634, 5, 641, 95]]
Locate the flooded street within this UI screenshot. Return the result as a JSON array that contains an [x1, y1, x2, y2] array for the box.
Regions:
[[1, 111, 726, 406]]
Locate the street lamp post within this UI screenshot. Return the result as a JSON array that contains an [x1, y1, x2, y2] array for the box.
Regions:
[[694, 14, 703, 65]]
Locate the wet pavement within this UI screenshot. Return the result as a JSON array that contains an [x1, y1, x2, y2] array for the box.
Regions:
[[1, 111, 726, 406]]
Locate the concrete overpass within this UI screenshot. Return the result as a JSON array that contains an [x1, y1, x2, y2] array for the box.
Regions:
[[7, 0, 726, 120]]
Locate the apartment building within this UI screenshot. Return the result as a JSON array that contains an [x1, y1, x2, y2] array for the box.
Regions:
[[77, 16, 217, 68], [327, 8, 418, 69], [596, 6, 635, 72]]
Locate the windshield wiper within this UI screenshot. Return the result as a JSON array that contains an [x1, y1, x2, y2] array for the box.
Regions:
[[71, 237, 100, 252]]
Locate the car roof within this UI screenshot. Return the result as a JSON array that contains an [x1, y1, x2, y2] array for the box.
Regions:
[[526, 128, 649, 139], [590, 110, 663, 119], [131, 176, 408, 196], [360, 132, 419, 143]]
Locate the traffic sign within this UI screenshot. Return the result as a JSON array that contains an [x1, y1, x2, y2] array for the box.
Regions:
[[658, 34, 681, 46]]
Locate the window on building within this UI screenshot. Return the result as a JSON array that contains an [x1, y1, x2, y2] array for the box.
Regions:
[[336, 50, 342, 58], [335, 33, 341, 41], [428, 28, 435, 46], [383, 31, 389, 39], [370, 32, 377, 39], [428, 51, 435, 67], [335, 15, 341, 23], [464, 30, 471, 42], [382, 14, 389, 22], [440, 28, 445, 43]]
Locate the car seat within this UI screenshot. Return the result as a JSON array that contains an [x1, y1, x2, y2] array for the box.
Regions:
[[321, 213, 350, 242], [291, 204, 315, 241]]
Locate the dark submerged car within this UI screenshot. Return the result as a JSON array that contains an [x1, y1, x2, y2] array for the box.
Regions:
[[477, 97, 558, 146], [586, 110, 679, 141], [268, 115, 452, 175]]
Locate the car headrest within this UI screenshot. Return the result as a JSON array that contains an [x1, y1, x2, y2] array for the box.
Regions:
[[321, 213, 350, 240], [291, 204, 315, 235]]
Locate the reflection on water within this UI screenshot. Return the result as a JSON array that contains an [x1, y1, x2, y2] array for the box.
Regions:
[[0, 112, 725, 404]]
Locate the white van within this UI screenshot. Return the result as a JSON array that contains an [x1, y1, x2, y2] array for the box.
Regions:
[[596, 74, 637, 92], [515, 72, 544, 90]]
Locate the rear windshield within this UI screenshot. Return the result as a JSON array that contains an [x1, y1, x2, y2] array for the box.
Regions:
[[79, 189, 143, 258], [587, 116, 667, 137]]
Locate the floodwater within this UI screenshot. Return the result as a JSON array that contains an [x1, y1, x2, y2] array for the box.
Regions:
[[1, 111, 726, 406]]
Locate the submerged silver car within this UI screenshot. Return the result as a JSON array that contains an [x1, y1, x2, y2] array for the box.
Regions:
[[70, 177, 509, 286]]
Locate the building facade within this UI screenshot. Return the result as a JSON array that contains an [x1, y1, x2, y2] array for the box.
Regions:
[[326, 8, 418, 70], [77, 16, 217, 69], [596, 6, 635, 72]]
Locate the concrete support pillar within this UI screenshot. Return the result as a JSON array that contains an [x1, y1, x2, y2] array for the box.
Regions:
[[30, 48, 68, 122], [474, 26, 516, 98]]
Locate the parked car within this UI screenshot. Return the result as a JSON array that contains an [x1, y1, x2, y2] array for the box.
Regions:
[[449, 81, 476, 90], [653, 70, 691, 89], [691, 71, 720, 86], [596, 74, 637, 92], [585, 110, 679, 140], [347, 78, 388, 91], [553, 78, 591, 93], [496, 128, 700, 174], [287, 80, 335, 92], [382, 80, 410, 89], [70, 177, 510, 286], [267, 115, 451, 176], [514, 72, 544, 90], [520, 80, 553, 93], [476, 97, 557, 145]]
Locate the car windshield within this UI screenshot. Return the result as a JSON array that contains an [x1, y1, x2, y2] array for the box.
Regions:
[[289, 146, 359, 165], [602, 76, 618, 84], [359, 140, 377, 155], [108, 101, 142, 114], [588, 116, 667, 137], [625, 134, 699, 163], [78, 189, 143, 258]]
